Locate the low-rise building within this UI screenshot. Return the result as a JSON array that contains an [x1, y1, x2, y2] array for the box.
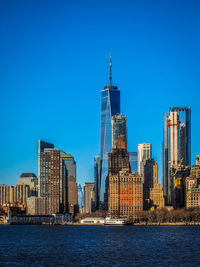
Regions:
[[27, 196, 48, 215]]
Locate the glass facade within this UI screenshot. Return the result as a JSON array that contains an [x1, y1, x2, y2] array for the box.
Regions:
[[99, 86, 120, 209], [163, 106, 191, 204], [111, 114, 127, 149], [129, 152, 138, 173]]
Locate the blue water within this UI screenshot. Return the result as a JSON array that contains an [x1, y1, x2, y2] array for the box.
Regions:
[[0, 225, 200, 266]]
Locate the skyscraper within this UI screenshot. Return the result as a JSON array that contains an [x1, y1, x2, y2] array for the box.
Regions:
[[163, 106, 191, 204], [108, 136, 143, 217], [38, 140, 54, 197], [94, 154, 100, 209], [111, 114, 127, 149], [83, 183, 95, 214], [129, 152, 138, 173], [99, 54, 120, 209], [78, 184, 84, 213], [138, 143, 152, 176], [60, 151, 78, 215]]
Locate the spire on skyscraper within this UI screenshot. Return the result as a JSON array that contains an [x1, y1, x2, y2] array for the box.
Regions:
[[110, 52, 112, 88]]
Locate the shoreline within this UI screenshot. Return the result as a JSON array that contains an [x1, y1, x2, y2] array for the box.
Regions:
[[1, 222, 200, 226]]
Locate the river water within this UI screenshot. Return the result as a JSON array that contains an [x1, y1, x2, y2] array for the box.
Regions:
[[0, 225, 199, 266]]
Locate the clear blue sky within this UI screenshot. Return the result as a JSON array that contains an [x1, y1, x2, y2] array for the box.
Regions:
[[1, 0, 200, 186]]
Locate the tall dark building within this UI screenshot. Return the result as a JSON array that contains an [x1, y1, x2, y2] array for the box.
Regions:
[[99, 55, 120, 209], [38, 140, 54, 197], [163, 106, 191, 204], [108, 136, 130, 175]]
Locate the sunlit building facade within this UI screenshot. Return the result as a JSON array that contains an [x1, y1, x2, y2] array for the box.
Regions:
[[163, 106, 191, 204]]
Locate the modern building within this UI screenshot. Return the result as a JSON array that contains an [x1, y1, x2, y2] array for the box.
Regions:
[[78, 184, 84, 213], [94, 154, 100, 209], [111, 114, 127, 149], [38, 143, 69, 215], [138, 143, 152, 176], [38, 140, 54, 197], [163, 106, 191, 204], [129, 152, 138, 173], [99, 55, 120, 209], [84, 183, 95, 214], [60, 151, 77, 215], [17, 173, 38, 196]]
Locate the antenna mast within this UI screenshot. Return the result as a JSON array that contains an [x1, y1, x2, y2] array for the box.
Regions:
[[110, 52, 112, 88]]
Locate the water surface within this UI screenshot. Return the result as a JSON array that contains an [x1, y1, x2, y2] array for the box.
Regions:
[[0, 225, 199, 266]]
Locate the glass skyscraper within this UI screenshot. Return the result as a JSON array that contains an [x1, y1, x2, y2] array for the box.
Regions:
[[99, 56, 120, 209], [163, 106, 191, 204]]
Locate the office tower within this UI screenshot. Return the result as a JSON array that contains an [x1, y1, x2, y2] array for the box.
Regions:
[[78, 184, 84, 213], [163, 106, 191, 204], [50, 149, 61, 214], [38, 144, 68, 215], [138, 143, 152, 176], [129, 152, 138, 173], [99, 54, 120, 209], [17, 173, 38, 196], [170, 165, 190, 208], [27, 196, 47, 215], [84, 183, 95, 214], [108, 136, 143, 217], [94, 155, 100, 209], [60, 151, 78, 215], [68, 176, 78, 215], [143, 159, 165, 210], [38, 140, 54, 197], [111, 114, 127, 149]]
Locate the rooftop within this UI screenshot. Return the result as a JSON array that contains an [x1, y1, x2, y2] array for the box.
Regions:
[[20, 173, 37, 178]]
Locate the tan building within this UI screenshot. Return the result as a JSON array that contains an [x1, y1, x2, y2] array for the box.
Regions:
[[27, 196, 47, 215], [0, 184, 30, 206], [0, 185, 14, 205], [84, 183, 95, 214], [185, 162, 200, 209], [150, 184, 165, 209], [109, 169, 143, 218], [143, 159, 165, 210]]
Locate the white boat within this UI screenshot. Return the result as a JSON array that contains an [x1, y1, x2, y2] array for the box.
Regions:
[[104, 217, 128, 225]]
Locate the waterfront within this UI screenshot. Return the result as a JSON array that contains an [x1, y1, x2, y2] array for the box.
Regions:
[[0, 226, 200, 266]]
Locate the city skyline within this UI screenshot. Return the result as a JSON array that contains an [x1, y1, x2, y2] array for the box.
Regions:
[[1, 1, 200, 187]]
